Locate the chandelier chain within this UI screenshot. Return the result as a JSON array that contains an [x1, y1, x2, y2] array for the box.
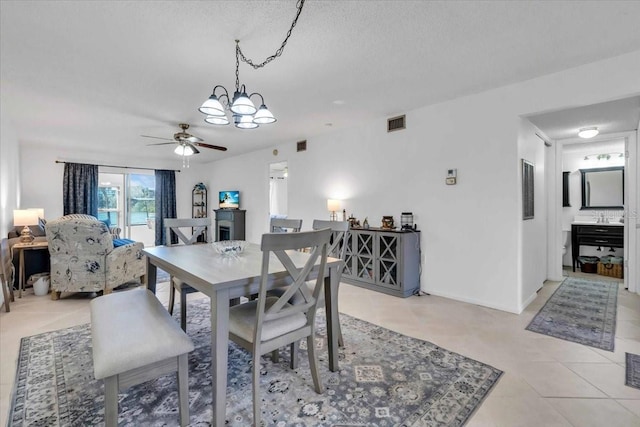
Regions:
[[236, 0, 305, 70]]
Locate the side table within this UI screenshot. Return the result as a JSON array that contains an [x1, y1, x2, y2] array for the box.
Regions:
[[10, 241, 49, 298]]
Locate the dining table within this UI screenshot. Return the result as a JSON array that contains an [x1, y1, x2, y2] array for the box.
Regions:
[[143, 242, 342, 426]]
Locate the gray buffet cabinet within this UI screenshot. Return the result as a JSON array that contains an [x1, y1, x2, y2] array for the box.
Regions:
[[342, 228, 421, 297]]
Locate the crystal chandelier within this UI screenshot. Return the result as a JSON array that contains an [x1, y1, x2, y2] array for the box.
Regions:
[[198, 0, 305, 129]]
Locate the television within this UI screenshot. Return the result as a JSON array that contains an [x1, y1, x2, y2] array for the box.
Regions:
[[219, 191, 240, 209]]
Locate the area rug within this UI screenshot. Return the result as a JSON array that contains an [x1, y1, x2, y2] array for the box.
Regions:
[[626, 353, 640, 390], [9, 300, 502, 426], [526, 276, 618, 351]]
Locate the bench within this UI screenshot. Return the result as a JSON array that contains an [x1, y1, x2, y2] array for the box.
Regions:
[[90, 289, 194, 426]]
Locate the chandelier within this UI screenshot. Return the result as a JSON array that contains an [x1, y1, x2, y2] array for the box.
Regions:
[[198, 0, 305, 129]]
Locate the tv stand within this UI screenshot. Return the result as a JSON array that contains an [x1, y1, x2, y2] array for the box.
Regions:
[[214, 209, 246, 241]]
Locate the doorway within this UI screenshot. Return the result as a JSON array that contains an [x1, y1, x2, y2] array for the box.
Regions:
[[269, 161, 288, 218]]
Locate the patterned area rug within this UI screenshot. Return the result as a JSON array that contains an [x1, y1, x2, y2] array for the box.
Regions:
[[626, 353, 640, 390], [9, 299, 502, 426], [526, 277, 618, 351]]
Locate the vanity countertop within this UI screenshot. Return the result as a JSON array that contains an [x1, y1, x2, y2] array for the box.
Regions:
[[572, 221, 624, 226]]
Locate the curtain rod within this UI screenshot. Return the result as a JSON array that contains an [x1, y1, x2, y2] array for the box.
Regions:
[[55, 160, 181, 173]]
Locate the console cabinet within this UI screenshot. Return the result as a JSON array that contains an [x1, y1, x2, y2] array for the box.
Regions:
[[571, 223, 623, 271], [342, 228, 420, 298]]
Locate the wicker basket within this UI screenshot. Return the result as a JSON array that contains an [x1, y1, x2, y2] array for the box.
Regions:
[[597, 262, 623, 279]]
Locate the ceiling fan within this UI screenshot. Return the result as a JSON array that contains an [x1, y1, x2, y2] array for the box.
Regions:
[[142, 123, 227, 155]]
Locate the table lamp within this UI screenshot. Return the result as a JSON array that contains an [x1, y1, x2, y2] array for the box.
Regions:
[[327, 199, 341, 221], [13, 209, 39, 243]]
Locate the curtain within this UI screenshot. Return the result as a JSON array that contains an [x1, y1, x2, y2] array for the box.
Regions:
[[63, 163, 98, 216], [154, 169, 177, 246]]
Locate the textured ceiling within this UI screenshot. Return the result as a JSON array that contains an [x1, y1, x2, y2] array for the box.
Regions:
[[2, 1, 640, 164]]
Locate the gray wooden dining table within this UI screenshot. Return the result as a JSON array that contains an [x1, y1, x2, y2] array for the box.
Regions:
[[143, 243, 342, 426]]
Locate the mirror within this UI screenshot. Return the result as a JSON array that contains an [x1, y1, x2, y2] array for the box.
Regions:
[[579, 166, 624, 209]]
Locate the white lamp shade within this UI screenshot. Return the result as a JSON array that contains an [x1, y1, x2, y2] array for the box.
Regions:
[[578, 127, 599, 139], [28, 208, 45, 219], [199, 95, 226, 116], [230, 92, 257, 115], [253, 105, 276, 124], [174, 145, 195, 156], [205, 115, 230, 125], [13, 209, 39, 227], [235, 114, 258, 129], [327, 199, 341, 212]]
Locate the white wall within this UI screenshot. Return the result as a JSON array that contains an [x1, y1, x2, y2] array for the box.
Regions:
[[198, 50, 640, 314], [517, 119, 548, 309], [0, 104, 21, 309]]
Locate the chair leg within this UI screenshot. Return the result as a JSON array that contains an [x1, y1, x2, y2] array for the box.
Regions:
[[252, 353, 261, 426], [168, 280, 176, 315], [306, 335, 323, 393], [271, 349, 280, 363], [338, 321, 344, 347], [177, 354, 189, 427], [51, 291, 61, 300], [180, 287, 187, 332], [104, 376, 118, 427], [290, 341, 299, 370]]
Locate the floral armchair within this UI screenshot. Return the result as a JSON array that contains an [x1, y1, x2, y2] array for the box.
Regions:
[[46, 214, 146, 300]]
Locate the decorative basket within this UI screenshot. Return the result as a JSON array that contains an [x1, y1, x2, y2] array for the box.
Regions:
[[597, 262, 623, 279]]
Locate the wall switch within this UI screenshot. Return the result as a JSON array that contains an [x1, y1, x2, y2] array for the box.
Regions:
[[447, 168, 457, 178]]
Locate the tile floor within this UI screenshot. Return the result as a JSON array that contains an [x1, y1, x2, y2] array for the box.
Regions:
[[1, 271, 638, 426]]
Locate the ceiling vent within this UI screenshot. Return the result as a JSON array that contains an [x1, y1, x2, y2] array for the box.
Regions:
[[297, 140, 307, 152], [387, 115, 406, 132]]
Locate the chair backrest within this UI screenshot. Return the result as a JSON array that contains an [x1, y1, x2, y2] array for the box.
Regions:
[[255, 228, 331, 339], [164, 217, 211, 246], [270, 217, 302, 233], [312, 220, 349, 261]]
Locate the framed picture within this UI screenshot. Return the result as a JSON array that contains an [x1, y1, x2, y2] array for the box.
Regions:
[[522, 159, 534, 220]]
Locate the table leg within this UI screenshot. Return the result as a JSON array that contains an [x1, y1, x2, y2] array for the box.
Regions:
[[18, 249, 25, 298], [212, 288, 230, 426], [324, 266, 340, 372], [146, 258, 157, 294]]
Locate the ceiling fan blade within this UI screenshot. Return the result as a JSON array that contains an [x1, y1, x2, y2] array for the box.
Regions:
[[141, 135, 174, 142], [187, 143, 200, 154], [195, 142, 228, 151], [146, 142, 176, 146]]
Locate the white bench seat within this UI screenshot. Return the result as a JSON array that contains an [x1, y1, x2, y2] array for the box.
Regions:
[[91, 289, 194, 426]]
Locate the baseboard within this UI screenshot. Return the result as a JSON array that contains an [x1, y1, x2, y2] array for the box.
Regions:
[[422, 288, 521, 314]]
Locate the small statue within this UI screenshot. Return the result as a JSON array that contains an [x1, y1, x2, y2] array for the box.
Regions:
[[348, 214, 360, 228], [381, 216, 395, 229], [363, 217, 369, 229]]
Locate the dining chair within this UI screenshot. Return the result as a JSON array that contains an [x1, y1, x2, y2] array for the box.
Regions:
[[269, 217, 302, 233], [0, 239, 15, 312], [228, 228, 331, 426], [164, 217, 211, 331]]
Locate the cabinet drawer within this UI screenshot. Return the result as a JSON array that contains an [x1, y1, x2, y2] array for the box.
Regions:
[[575, 225, 623, 236], [577, 236, 623, 247]]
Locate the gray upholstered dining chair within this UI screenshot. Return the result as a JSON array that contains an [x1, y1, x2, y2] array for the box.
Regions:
[[269, 217, 302, 233], [165, 217, 211, 331], [228, 228, 331, 426]]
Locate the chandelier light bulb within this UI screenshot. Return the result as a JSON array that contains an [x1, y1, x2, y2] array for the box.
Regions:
[[578, 127, 599, 139], [235, 114, 258, 129], [174, 145, 195, 156], [230, 89, 257, 115], [253, 104, 277, 124], [205, 115, 230, 125]]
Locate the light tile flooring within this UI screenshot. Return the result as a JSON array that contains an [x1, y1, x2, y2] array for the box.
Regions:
[[1, 271, 639, 426]]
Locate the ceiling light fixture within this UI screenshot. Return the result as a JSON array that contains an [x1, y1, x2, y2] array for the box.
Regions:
[[174, 143, 195, 168], [578, 127, 599, 139], [198, 0, 305, 129]]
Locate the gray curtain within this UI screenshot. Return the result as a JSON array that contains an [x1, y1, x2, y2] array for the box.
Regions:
[[63, 163, 98, 216], [155, 169, 177, 246]]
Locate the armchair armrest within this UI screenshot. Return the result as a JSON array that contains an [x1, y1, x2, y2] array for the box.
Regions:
[[105, 242, 146, 289]]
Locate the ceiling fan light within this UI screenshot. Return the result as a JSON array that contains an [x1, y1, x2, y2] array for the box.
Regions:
[[235, 114, 258, 129], [252, 104, 276, 124], [174, 145, 195, 156], [230, 90, 257, 115], [199, 95, 226, 116], [205, 115, 230, 125], [578, 127, 599, 139]]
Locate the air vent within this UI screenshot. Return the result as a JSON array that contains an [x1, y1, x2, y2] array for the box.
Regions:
[[297, 140, 307, 152], [387, 115, 406, 132]]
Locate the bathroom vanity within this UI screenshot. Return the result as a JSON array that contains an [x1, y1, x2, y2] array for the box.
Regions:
[[571, 222, 623, 272]]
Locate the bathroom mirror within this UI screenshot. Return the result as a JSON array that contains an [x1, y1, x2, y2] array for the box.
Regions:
[[579, 166, 624, 209]]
